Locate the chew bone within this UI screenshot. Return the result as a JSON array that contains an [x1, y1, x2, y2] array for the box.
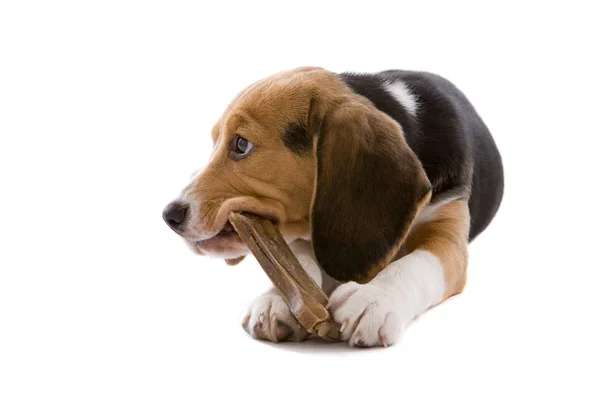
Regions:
[[228, 212, 340, 341]]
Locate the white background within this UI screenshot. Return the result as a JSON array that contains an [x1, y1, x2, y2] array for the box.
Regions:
[[1, 1, 599, 399]]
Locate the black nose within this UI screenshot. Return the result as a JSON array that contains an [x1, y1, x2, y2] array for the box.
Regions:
[[162, 202, 189, 232]]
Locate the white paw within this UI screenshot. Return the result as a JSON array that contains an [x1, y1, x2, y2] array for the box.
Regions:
[[241, 291, 309, 343], [328, 281, 404, 347]]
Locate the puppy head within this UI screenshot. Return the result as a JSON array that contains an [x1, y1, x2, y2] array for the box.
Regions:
[[163, 67, 431, 280], [163, 67, 324, 260]]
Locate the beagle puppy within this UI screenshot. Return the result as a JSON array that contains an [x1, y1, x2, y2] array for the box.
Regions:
[[163, 67, 504, 347]]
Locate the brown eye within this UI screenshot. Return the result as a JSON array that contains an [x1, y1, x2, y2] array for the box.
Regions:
[[230, 135, 254, 159]]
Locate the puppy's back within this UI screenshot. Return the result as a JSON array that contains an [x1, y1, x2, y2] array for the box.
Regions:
[[339, 70, 504, 240]]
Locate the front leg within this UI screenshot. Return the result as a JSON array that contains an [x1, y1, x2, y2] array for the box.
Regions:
[[241, 240, 323, 342], [329, 199, 470, 347]]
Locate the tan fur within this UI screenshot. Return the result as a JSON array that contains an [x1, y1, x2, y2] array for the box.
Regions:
[[401, 199, 470, 299], [187, 67, 433, 276], [187, 67, 383, 252], [187, 68, 337, 243]]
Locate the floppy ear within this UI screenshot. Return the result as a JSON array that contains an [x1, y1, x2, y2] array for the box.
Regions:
[[310, 98, 431, 283]]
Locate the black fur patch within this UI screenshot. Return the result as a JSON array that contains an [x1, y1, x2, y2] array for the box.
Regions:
[[340, 70, 504, 241], [282, 122, 312, 154]]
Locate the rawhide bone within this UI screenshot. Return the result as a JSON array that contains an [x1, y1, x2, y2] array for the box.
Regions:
[[228, 212, 341, 341]]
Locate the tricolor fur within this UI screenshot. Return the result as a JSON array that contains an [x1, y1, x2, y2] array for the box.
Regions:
[[163, 67, 504, 347]]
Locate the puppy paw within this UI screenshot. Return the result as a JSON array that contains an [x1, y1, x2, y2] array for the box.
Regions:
[[241, 291, 309, 343], [328, 281, 404, 347]]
